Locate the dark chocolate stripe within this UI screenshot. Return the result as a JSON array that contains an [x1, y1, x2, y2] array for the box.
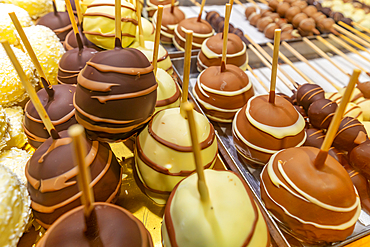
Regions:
[[148, 114, 215, 152]]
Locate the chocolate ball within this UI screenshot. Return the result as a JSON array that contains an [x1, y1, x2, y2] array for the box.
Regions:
[[291, 0, 308, 9], [330, 12, 344, 22], [268, 0, 279, 11], [321, 7, 332, 17], [249, 13, 262, 26], [286, 6, 301, 22], [304, 128, 325, 148], [292, 12, 308, 28], [244, 6, 257, 19], [302, 5, 317, 17], [257, 16, 274, 32], [308, 98, 337, 129], [357, 81, 370, 99], [264, 23, 280, 39], [36, 11, 73, 41], [333, 117, 368, 152], [277, 2, 291, 18], [350, 140, 370, 180], [296, 83, 325, 111]]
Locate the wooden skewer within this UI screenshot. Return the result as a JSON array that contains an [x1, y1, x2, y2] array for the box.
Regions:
[[115, 0, 122, 47], [183, 101, 210, 204], [314, 69, 361, 169], [246, 64, 268, 91], [197, 0, 207, 22], [248, 44, 294, 91], [180, 30, 193, 118], [9, 12, 55, 99], [282, 41, 341, 91], [333, 24, 370, 49], [316, 36, 370, 76], [188, 0, 201, 7], [136, 0, 145, 48], [65, 0, 83, 51], [329, 34, 370, 64], [152, 5, 163, 77], [1, 40, 60, 139], [302, 37, 351, 77], [339, 34, 370, 56], [52, 0, 58, 15], [339, 21, 370, 44], [221, 4, 231, 72], [245, 34, 298, 88], [352, 22, 370, 35], [269, 29, 281, 104], [170, 0, 176, 13], [234, 0, 247, 9], [266, 42, 314, 84], [75, 0, 83, 25]]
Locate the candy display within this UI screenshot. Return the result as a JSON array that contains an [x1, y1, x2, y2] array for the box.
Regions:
[[4, 106, 27, 149], [0, 3, 33, 46], [135, 107, 217, 203], [197, 33, 248, 71], [20, 25, 65, 85], [57, 47, 98, 84], [193, 64, 254, 122], [23, 84, 77, 148], [0, 147, 31, 185], [233, 94, 306, 165], [0, 163, 31, 247], [74, 48, 157, 142], [136, 40, 173, 75], [260, 146, 361, 243], [83, 0, 138, 49], [173, 17, 215, 51], [3, 0, 52, 19], [153, 68, 180, 112], [162, 170, 271, 247], [0, 45, 38, 106], [152, 6, 185, 44], [36, 10, 73, 41], [25, 130, 122, 228]]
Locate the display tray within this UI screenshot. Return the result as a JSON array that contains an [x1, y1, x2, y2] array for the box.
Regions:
[[170, 55, 370, 247]]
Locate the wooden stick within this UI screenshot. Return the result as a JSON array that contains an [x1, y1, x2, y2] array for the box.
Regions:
[[339, 21, 370, 44], [266, 42, 314, 84], [65, 0, 84, 51], [9, 12, 55, 100], [352, 22, 370, 35], [75, 0, 83, 25], [269, 29, 281, 104], [282, 41, 341, 91], [171, 0, 176, 13], [1, 40, 59, 139], [52, 0, 58, 15], [248, 44, 294, 91], [333, 24, 370, 49], [69, 124, 95, 217], [329, 34, 370, 64], [115, 0, 122, 47], [302, 37, 351, 77], [183, 101, 210, 203], [136, 0, 145, 48], [245, 33, 298, 88], [188, 0, 201, 7], [314, 69, 361, 169], [221, 4, 231, 72], [152, 5, 163, 77], [316, 36, 370, 76], [180, 30, 193, 118], [246, 64, 268, 91], [197, 0, 206, 22], [339, 34, 370, 56], [234, 0, 247, 9]]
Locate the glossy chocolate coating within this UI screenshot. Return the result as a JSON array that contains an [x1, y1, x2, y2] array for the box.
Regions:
[[350, 140, 370, 180], [308, 98, 337, 129], [36, 11, 73, 41], [233, 95, 306, 165], [197, 33, 247, 71], [206, 11, 220, 23], [160, 6, 185, 43], [296, 83, 325, 111], [74, 48, 157, 142], [261, 146, 359, 243], [37, 203, 153, 247], [194, 64, 254, 122], [357, 81, 370, 99], [57, 47, 98, 84], [26, 131, 122, 228], [333, 117, 368, 152], [304, 128, 325, 148], [23, 84, 77, 148], [63, 27, 102, 51]]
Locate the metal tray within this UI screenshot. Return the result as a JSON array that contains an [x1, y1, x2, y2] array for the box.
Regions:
[[171, 54, 370, 247]]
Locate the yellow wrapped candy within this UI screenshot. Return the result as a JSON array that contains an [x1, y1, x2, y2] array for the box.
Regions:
[[0, 45, 38, 106], [83, 0, 138, 49], [0, 3, 33, 46], [3, 0, 52, 19], [20, 25, 65, 85]]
